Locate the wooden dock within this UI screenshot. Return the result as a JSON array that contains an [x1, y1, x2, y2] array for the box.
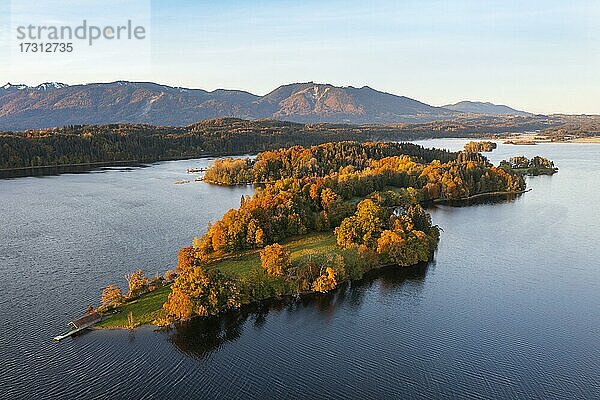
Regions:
[[53, 312, 101, 342], [53, 326, 92, 341]]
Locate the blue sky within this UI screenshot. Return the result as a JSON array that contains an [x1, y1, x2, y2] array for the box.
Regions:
[[1, 0, 599, 114]]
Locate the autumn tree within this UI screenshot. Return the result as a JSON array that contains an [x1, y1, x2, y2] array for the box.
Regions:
[[260, 243, 291, 277], [464, 141, 496, 153], [203, 157, 254, 185], [377, 229, 433, 266], [177, 246, 196, 272], [509, 156, 529, 169], [335, 198, 388, 249], [163, 287, 194, 321], [100, 284, 124, 310], [287, 253, 323, 292], [341, 244, 379, 280], [203, 141, 457, 185], [164, 269, 177, 282], [312, 267, 337, 292], [163, 267, 240, 322], [126, 269, 150, 298], [406, 204, 432, 232], [503, 156, 557, 176], [286, 252, 345, 293], [376, 230, 408, 265]]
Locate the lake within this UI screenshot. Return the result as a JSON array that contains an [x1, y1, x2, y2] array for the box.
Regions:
[[1, 140, 598, 399]]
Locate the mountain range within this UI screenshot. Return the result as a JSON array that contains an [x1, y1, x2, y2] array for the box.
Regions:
[[442, 100, 532, 116], [0, 81, 532, 130]]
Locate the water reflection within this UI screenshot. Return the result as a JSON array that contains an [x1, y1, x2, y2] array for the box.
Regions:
[[170, 313, 249, 359], [169, 261, 431, 359], [0, 161, 152, 178], [432, 192, 523, 208]]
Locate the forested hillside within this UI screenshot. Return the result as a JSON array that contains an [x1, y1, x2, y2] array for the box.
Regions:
[[203, 141, 457, 184], [0, 116, 557, 173]]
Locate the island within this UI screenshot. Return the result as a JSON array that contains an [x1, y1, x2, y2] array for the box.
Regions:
[[94, 141, 556, 329], [500, 156, 558, 176], [463, 141, 497, 152]]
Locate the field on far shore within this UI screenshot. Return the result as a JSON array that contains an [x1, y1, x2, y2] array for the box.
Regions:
[[503, 132, 600, 145], [572, 136, 600, 143]]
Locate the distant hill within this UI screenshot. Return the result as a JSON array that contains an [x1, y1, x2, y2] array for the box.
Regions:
[[254, 82, 456, 124], [0, 81, 459, 130], [0, 81, 258, 130], [442, 101, 532, 116]]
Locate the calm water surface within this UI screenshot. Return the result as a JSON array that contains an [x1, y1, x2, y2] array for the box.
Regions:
[[1, 141, 599, 399]]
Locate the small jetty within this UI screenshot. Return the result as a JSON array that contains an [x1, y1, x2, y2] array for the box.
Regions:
[[53, 311, 101, 342], [175, 179, 190, 184], [186, 167, 207, 173]]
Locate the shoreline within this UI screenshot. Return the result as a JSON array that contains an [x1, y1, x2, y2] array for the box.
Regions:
[[95, 257, 420, 331], [94, 189, 529, 331], [501, 132, 600, 145], [94, 260, 417, 331], [432, 189, 530, 204], [5, 136, 595, 179], [0, 151, 256, 179]]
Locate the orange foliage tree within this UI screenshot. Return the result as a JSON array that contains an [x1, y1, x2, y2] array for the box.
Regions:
[[177, 246, 196, 272], [126, 269, 149, 298], [100, 284, 124, 310], [311, 267, 337, 292], [163, 267, 240, 322], [260, 243, 291, 277]]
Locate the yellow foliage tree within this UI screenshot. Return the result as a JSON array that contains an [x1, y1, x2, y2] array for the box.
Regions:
[[311, 267, 337, 293], [126, 269, 149, 298], [100, 284, 124, 310], [260, 243, 291, 277], [376, 230, 407, 264], [177, 246, 196, 272], [163, 266, 240, 322], [163, 288, 194, 321]]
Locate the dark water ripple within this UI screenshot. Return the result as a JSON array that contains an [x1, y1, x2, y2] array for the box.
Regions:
[[1, 142, 599, 399]]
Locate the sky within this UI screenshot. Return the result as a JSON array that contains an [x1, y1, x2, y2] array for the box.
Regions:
[[0, 0, 599, 114]]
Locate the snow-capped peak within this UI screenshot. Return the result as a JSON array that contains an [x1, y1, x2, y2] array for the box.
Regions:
[[35, 82, 68, 91], [1, 82, 68, 91], [2, 83, 28, 90]]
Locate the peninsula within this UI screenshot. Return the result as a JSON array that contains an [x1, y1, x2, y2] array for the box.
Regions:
[[94, 141, 557, 329]]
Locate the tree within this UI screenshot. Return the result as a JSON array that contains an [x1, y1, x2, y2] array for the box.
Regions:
[[376, 229, 432, 266], [126, 269, 149, 298], [312, 267, 337, 292], [260, 243, 291, 277], [320, 188, 339, 208], [100, 284, 124, 310], [376, 230, 407, 265], [335, 198, 388, 249], [464, 141, 496, 153], [163, 267, 241, 322], [177, 246, 195, 272], [163, 287, 194, 321], [406, 204, 431, 231]]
